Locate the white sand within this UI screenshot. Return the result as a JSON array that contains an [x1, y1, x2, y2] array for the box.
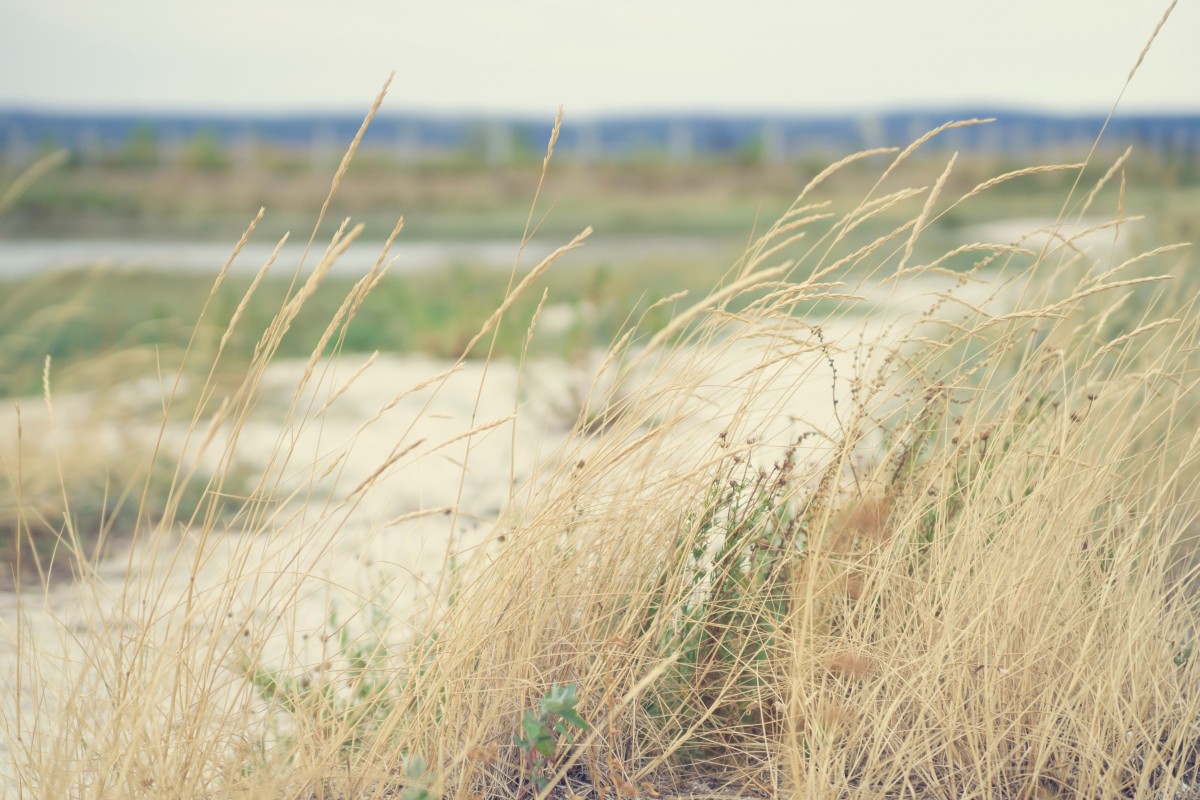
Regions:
[[963, 215, 1142, 263], [0, 266, 1023, 783], [0, 352, 587, 779]]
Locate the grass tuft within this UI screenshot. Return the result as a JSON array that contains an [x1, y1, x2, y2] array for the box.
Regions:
[[2, 98, 1200, 799]]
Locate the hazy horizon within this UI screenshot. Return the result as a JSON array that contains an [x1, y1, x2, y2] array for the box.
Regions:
[[3, 102, 1199, 120]]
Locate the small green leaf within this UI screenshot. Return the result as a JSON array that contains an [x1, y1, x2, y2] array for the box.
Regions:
[[534, 736, 556, 759], [521, 711, 544, 742], [1175, 639, 1195, 667], [540, 684, 578, 716], [559, 709, 589, 730], [404, 754, 427, 780]]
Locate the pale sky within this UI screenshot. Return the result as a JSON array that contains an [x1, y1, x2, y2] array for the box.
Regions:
[[0, 1, 1195, 115]]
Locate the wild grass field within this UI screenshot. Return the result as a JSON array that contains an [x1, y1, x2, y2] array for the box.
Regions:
[[3, 70, 1200, 800]]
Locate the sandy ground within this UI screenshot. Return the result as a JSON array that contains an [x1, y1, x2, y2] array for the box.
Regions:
[[0, 351, 591, 780], [0, 262, 1035, 785], [963, 215, 1142, 263]]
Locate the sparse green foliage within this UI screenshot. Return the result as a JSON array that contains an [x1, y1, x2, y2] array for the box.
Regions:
[[641, 452, 801, 761], [238, 603, 400, 762], [514, 685, 590, 793], [401, 754, 437, 800]]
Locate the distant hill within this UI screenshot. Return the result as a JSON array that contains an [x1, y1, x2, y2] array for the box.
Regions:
[[2, 108, 1198, 162]]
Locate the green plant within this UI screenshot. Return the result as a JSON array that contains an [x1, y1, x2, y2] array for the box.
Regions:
[[1174, 639, 1195, 668], [238, 601, 399, 762], [514, 684, 590, 794], [401, 754, 437, 800], [641, 450, 801, 763]]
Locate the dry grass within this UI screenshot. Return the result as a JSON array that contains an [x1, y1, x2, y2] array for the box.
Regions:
[[4, 88, 1200, 800]]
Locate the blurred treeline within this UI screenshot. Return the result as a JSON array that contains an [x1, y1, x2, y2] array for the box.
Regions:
[[1, 111, 1198, 240]]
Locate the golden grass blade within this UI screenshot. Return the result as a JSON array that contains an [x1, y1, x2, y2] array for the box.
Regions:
[[898, 152, 956, 274], [0, 149, 68, 215]]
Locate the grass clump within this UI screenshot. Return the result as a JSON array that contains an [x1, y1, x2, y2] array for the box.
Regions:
[[513, 684, 591, 794], [3, 88, 1200, 800], [0, 156, 236, 587]]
